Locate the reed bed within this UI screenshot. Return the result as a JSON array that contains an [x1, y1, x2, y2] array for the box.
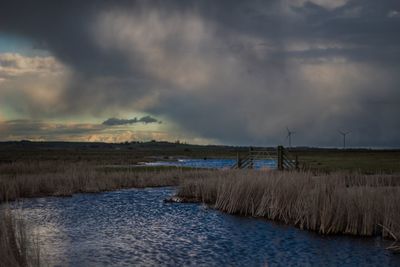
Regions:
[[177, 170, 400, 249], [0, 207, 40, 267], [0, 161, 211, 266], [0, 161, 212, 202], [0, 161, 214, 266], [2, 161, 400, 254]]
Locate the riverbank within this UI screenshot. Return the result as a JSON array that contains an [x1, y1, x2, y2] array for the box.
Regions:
[[176, 170, 400, 252]]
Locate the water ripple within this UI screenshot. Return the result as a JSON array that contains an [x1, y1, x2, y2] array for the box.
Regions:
[[11, 188, 400, 267]]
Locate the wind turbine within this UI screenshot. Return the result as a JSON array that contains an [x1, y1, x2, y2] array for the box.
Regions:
[[286, 127, 295, 148], [338, 130, 351, 149]]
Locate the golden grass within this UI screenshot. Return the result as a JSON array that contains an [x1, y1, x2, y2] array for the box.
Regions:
[[177, 170, 400, 249], [0, 207, 40, 267], [0, 161, 211, 202]]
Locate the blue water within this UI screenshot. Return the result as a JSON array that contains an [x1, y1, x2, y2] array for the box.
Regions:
[[145, 158, 277, 169], [11, 188, 400, 267]]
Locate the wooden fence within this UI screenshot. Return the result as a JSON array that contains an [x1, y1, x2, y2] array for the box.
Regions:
[[231, 146, 298, 170]]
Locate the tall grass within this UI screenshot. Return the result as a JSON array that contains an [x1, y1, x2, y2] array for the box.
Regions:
[[0, 161, 215, 266], [177, 170, 400, 248], [0, 207, 40, 267], [0, 161, 211, 202]]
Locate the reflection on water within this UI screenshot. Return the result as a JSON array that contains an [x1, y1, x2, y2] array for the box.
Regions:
[[12, 188, 400, 267], [145, 158, 277, 169]]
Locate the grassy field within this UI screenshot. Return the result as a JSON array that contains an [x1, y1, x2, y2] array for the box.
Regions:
[[0, 141, 242, 165], [1, 141, 400, 173], [295, 149, 400, 173]]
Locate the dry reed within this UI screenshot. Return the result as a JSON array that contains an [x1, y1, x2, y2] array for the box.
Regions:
[[0, 207, 40, 267], [0, 161, 214, 266], [2, 161, 400, 254], [177, 170, 400, 245], [0, 161, 212, 202]]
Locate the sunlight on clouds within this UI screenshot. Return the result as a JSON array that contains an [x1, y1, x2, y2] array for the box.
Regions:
[[93, 7, 273, 99], [0, 53, 64, 76], [0, 118, 215, 144], [95, 10, 219, 90], [0, 53, 70, 117], [85, 130, 170, 143]]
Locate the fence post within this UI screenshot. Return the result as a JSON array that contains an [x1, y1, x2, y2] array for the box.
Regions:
[[249, 147, 254, 169], [237, 152, 242, 169], [277, 146, 283, 170]]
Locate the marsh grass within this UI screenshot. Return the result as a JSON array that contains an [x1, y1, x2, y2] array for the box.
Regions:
[[0, 207, 40, 267], [0, 161, 212, 266], [2, 161, 400, 254], [0, 161, 210, 202], [177, 170, 400, 249]]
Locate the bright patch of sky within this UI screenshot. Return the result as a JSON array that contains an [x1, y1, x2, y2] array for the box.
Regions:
[[0, 33, 48, 56]]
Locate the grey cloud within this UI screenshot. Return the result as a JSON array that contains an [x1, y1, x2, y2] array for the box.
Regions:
[[1, 0, 400, 147], [102, 116, 160, 126], [139, 116, 160, 124]]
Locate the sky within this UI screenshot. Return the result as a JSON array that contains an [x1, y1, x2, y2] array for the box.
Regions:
[[0, 0, 399, 147]]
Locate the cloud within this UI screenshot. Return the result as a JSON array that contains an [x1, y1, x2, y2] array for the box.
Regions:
[[0, 53, 64, 76], [102, 116, 160, 126], [0, 119, 103, 141], [0, 1, 400, 147], [288, 0, 349, 10], [388, 10, 400, 18], [139, 115, 161, 124], [0, 53, 70, 118], [0, 119, 206, 144]]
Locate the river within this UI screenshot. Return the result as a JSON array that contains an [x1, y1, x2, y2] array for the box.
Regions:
[[10, 187, 400, 266]]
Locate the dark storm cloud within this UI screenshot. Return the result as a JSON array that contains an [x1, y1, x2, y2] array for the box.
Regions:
[[1, 0, 400, 146], [102, 116, 160, 126]]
